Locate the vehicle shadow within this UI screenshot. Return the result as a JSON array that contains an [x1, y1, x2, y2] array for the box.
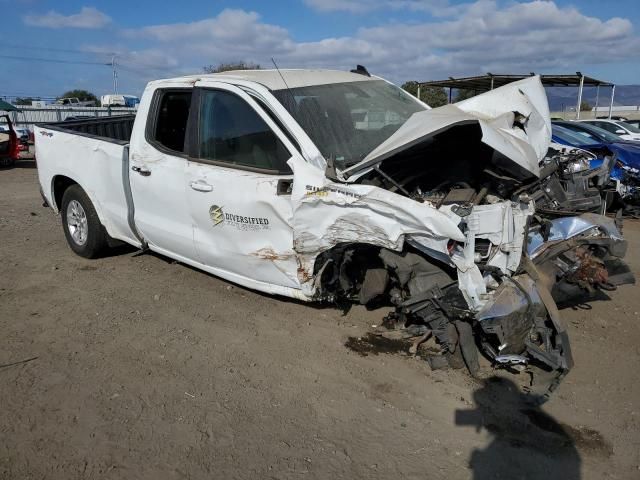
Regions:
[[15, 159, 37, 169], [96, 243, 138, 259], [1, 159, 38, 169], [456, 376, 581, 480], [556, 290, 612, 310]]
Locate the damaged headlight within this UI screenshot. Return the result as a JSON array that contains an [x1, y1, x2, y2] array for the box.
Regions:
[[618, 161, 640, 177], [563, 158, 591, 174]]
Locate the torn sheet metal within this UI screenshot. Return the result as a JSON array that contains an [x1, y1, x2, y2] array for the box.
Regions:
[[343, 76, 551, 179], [527, 213, 624, 259], [290, 155, 463, 295], [290, 156, 533, 310]]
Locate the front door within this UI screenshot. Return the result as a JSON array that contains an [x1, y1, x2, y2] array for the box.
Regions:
[[184, 84, 302, 290]]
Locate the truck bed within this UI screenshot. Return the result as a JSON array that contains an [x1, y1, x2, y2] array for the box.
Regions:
[[39, 115, 136, 144], [35, 117, 140, 248]]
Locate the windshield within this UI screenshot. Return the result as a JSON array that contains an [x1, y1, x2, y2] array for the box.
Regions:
[[552, 124, 599, 146], [557, 122, 622, 143], [618, 121, 640, 134], [273, 80, 426, 168]]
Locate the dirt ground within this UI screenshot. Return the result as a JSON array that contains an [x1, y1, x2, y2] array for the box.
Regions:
[[1, 161, 639, 480]]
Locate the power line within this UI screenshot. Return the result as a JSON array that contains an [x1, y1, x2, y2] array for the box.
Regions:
[[0, 54, 108, 66], [0, 44, 172, 71], [0, 43, 116, 56]]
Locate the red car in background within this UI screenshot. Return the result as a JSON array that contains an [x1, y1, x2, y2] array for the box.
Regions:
[[0, 115, 20, 167]]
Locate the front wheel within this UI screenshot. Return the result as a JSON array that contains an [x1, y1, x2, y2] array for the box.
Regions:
[[61, 185, 108, 258]]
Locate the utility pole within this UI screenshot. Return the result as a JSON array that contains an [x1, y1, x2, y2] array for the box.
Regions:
[[111, 55, 118, 95], [575, 72, 584, 120]]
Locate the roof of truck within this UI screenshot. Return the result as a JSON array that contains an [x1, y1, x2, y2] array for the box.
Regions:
[[151, 69, 379, 91]]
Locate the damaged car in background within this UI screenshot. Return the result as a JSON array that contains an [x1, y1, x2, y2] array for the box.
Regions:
[[550, 122, 640, 211], [35, 69, 634, 402]]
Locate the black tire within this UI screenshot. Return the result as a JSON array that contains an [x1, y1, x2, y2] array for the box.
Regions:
[[61, 184, 108, 258]]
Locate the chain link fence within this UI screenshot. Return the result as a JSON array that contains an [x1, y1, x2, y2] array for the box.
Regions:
[[1, 105, 137, 131]]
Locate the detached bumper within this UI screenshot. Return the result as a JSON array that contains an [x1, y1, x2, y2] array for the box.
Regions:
[[477, 272, 573, 400]]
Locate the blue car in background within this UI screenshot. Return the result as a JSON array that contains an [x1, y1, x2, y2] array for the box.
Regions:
[[552, 122, 640, 205], [552, 121, 640, 169]]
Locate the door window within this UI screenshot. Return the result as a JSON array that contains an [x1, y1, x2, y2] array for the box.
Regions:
[[592, 121, 619, 134], [152, 90, 192, 153], [198, 90, 291, 173]]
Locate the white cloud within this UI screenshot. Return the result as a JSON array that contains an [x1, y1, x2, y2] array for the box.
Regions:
[[304, 0, 465, 16], [304, 0, 383, 13], [104, 1, 639, 86], [24, 6, 111, 29]]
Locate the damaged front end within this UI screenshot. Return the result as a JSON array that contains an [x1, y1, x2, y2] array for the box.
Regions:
[[310, 240, 573, 399], [285, 76, 631, 400]]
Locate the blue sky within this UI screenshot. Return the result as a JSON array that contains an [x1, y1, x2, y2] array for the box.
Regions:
[[2, 0, 639, 99]]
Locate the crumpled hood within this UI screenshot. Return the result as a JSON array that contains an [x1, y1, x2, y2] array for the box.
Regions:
[[343, 76, 551, 178]]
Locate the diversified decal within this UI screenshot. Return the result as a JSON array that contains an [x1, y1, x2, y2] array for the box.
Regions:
[[304, 185, 362, 199], [209, 205, 270, 231]]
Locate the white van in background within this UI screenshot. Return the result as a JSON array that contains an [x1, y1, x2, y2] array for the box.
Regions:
[[100, 94, 140, 108]]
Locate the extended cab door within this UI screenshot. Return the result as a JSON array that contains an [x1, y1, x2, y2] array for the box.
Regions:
[[184, 83, 302, 290], [129, 87, 197, 261]]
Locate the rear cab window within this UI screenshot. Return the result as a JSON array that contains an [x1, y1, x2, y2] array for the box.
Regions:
[[148, 89, 193, 154]]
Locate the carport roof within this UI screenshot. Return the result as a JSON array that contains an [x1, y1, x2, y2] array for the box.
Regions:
[[0, 99, 17, 111], [420, 73, 614, 91]]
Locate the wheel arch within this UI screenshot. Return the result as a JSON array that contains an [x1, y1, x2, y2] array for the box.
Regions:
[[50, 175, 78, 213], [50, 175, 110, 235]]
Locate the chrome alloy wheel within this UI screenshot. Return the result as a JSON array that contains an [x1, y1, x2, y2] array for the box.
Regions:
[[66, 199, 88, 246]]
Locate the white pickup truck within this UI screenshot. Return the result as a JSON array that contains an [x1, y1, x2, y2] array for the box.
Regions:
[[36, 69, 633, 398]]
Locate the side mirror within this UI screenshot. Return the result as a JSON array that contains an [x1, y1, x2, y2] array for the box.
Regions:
[[615, 129, 626, 135]]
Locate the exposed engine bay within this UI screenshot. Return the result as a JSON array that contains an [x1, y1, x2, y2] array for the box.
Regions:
[[528, 144, 612, 214], [288, 77, 635, 401]]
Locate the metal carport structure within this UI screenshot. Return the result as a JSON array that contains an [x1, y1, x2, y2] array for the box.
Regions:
[[419, 73, 616, 119]]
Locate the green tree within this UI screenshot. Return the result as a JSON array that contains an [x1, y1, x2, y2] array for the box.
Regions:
[[401, 81, 447, 107], [58, 89, 98, 103], [203, 61, 261, 74], [14, 97, 40, 106], [454, 89, 478, 102], [580, 100, 592, 112]]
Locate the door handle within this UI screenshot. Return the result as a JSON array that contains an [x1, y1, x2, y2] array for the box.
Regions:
[[131, 166, 151, 176], [190, 180, 213, 192]]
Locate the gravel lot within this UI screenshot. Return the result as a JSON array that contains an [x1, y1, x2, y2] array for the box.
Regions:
[[1, 161, 639, 479]]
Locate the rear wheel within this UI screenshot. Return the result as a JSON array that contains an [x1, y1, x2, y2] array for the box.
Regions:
[[61, 185, 108, 258]]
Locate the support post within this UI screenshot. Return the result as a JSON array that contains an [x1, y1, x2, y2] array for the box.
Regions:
[[608, 85, 616, 119], [575, 74, 584, 119], [594, 85, 600, 119], [448, 87, 452, 104], [417, 85, 421, 101]]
